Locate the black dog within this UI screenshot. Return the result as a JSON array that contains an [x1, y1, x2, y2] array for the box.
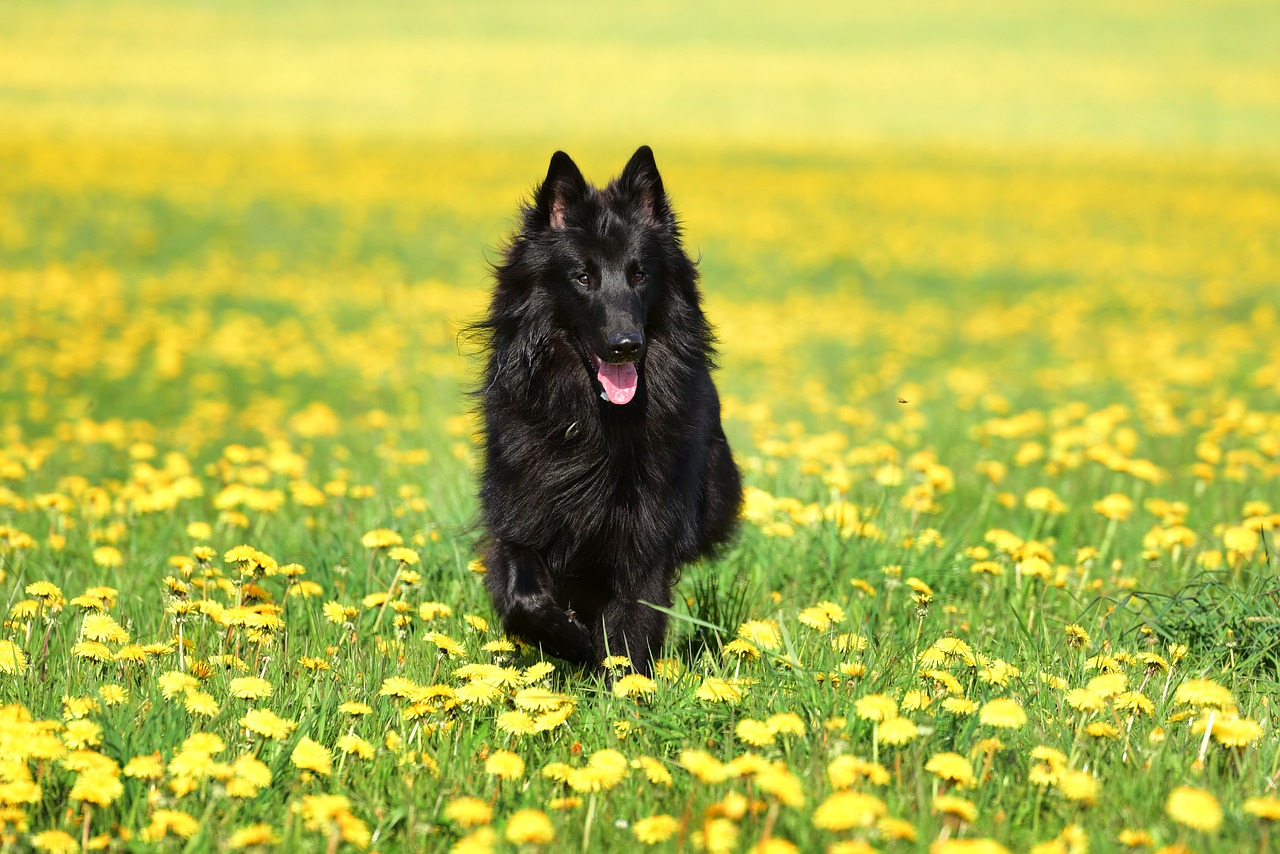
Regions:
[[476, 146, 742, 676]]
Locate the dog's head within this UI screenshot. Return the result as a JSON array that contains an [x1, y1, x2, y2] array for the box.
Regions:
[[520, 146, 684, 406]]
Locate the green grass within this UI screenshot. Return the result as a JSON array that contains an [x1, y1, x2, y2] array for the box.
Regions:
[[1, 1, 1280, 851]]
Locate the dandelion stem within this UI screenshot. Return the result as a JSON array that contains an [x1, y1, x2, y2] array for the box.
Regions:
[[373, 565, 403, 631], [581, 794, 596, 852], [1196, 711, 1216, 764]]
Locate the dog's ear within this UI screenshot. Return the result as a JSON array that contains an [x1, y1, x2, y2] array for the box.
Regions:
[[535, 151, 587, 230], [618, 145, 672, 227]]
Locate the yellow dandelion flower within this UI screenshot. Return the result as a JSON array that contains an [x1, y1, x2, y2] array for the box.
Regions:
[[925, 752, 976, 787], [1063, 624, 1091, 648], [361, 592, 390, 609], [878, 817, 918, 841], [855, 693, 897, 722], [631, 756, 673, 786], [123, 753, 166, 780], [1116, 828, 1153, 847], [798, 601, 845, 631], [1093, 494, 1133, 521], [485, 749, 525, 780], [756, 762, 805, 807], [979, 698, 1027, 729], [923, 669, 964, 695], [81, 613, 129, 644], [504, 809, 554, 845], [512, 687, 571, 712], [25, 582, 66, 605], [696, 817, 738, 854], [0, 640, 28, 674], [633, 815, 679, 844], [768, 712, 805, 736], [92, 547, 124, 568], [455, 681, 502, 706], [736, 619, 781, 650], [497, 710, 539, 737], [388, 546, 420, 564], [878, 716, 919, 745], [71, 641, 112, 663], [1056, 769, 1100, 805], [1086, 672, 1127, 698], [723, 638, 761, 659], [184, 691, 220, 718], [113, 644, 147, 664], [360, 529, 402, 549], [736, 719, 776, 747], [1166, 785, 1221, 831], [379, 676, 419, 698], [239, 708, 296, 740], [1208, 714, 1265, 748], [1244, 796, 1280, 820], [1085, 721, 1121, 739], [812, 791, 886, 830], [145, 809, 199, 842], [941, 697, 979, 716], [228, 676, 273, 699], [1114, 691, 1155, 716], [934, 794, 978, 823], [728, 754, 771, 778], [426, 631, 467, 657], [613, 673, 658, 699], [445, 797, 493, 828], [323, 601, 354, 625], [1174, 679, 1235, 710], [227, 824, 279, 849], [679, 750, 730, 784], [696, 677, 743, 704], [69, 770, 123, 806], [98, 684, 127, 706], [902, 689, 933, 712], [1223, 525, 1260, 557], [336, 734, 375, 760], [752, 839, 799, 854], [62, 719, 102, 750], [158, 670, 200, 699], [30, 831, 79, 853], [453, 826, 497, 853], [336, 701, 372, 716], [977, 660, 1021, 687], [1065, 688, 1106, 713], [231, 755, 272, 790], [1025, 487, 1066, 514]]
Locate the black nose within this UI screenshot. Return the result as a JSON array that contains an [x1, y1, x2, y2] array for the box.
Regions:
[[606, 331, 644, 362]]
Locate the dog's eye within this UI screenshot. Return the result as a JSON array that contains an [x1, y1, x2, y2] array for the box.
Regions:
[[574, 273, 590, 287], [630, 269, 647, 284]]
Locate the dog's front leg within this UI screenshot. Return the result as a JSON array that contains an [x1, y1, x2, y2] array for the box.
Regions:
[[484, 540, 597, 667], [596, 573, 671, 677]]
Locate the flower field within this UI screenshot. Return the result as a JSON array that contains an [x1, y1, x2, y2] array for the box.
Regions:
[[1, 1, 1279, 851]]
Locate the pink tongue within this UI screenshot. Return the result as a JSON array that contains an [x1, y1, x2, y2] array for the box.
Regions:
[[597, 360, 638, 405]]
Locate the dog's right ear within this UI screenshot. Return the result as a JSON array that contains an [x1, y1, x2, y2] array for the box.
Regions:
[[535, 152, 587, 230]]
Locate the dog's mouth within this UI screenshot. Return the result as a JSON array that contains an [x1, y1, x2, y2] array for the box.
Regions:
[[591, 353, 639, 405]]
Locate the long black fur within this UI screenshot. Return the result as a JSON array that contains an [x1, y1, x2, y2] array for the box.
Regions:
[[475, 146, 742, 676]]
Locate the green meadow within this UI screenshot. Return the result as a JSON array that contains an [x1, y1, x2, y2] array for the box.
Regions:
[[0, 1, 1278, 850]]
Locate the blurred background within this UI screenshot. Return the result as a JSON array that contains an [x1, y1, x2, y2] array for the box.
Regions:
[[5, 1, 1278, 147], [1, 0, 1277, 451]]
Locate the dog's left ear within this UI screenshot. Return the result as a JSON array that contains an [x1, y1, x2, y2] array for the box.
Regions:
[[619, 146, 673, 227]]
